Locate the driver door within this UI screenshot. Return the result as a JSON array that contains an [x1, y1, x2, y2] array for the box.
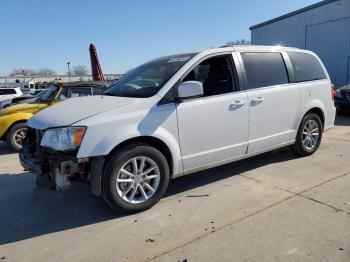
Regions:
[[176, 54, 249, 172]]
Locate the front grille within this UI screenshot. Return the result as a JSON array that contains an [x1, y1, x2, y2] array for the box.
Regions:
[[23, 127, 42, 156], [24, 127, 36, 146]]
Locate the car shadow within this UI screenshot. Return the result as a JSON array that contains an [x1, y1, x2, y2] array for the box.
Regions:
[[0, 142, 16, 155], [0, 172, 118, 245], [0, 147, 295, 245], [166, 147, 294, 196]]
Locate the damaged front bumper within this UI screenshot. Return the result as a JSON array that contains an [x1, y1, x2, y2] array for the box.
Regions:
[[19, 127, 104, 195]]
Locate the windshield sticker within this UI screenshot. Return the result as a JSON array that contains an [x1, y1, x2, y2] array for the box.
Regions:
[[168, 56, 191, 63]]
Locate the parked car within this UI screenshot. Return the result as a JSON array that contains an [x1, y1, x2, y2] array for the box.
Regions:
[[0, 88, 22, 102], [0, 88, 24, 109], [334, 84, 350, 115], [0, 89, 46, 109], [20, 46, 335, 213], [0, 81, 109, 150]]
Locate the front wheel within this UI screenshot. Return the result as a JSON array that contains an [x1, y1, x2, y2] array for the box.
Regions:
[[6, 122, 28, 151], [291, 113, 322, 157], [102, 144, 170, 213]]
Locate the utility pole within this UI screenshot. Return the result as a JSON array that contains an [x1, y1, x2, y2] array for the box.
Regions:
[[67, 62, 72, 82], [67, 62, 71, 82], [22, 70, 25, 82]]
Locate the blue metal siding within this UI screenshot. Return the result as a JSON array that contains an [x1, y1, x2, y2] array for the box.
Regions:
[[251, 0, 350, 88], [306, 18, 350, 88]]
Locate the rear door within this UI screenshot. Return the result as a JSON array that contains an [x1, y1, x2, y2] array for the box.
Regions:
[[239, 51, 300, 153]]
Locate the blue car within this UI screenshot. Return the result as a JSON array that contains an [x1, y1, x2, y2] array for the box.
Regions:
[[335, 85, 350, 115]]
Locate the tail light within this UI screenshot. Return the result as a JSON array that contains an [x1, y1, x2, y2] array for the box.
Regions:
[[331, 83, 335, 101]]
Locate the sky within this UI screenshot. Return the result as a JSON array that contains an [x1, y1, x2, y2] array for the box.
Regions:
[[0, 0, 320, 76]]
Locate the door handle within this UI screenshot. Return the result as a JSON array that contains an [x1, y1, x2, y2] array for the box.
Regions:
[[229, 100, 245, 110], [250, 96, 264, 105]]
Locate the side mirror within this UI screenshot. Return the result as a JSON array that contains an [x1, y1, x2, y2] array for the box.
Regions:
[[177, 81, 203, 100]]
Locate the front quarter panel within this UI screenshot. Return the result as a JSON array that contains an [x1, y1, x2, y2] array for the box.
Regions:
[[0, 112, 34, 138], [75, 103, 183, 175]]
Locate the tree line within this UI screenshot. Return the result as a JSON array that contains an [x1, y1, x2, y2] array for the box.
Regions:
[[9, 65, 89, 77], [7, 40, 250, 78]]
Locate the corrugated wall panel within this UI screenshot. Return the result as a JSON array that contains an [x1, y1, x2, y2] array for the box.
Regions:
[[251, 0, 350, 87], [306, 18, 350, 87]]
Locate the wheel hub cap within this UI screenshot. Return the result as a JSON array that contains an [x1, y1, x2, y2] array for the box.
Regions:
[[134, 175, 142, 184], [302, 119, 320, 150], [14, 128, 27, 147], [115, 156, 160, 204]]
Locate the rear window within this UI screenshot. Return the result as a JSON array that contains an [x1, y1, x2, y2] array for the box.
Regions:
[[287, 52, 327, 83], [69, 87, 92, 98], [241, 52, 289, 90], [59, 86, 104, 101]]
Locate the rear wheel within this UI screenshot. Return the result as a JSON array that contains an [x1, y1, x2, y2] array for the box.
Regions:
[[102, 144, 169, 213], [291, 113, 322, 157], [6, 122, 27, 151]]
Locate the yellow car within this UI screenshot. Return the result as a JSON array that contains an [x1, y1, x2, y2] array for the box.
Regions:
[[0, 81, 109, 150]]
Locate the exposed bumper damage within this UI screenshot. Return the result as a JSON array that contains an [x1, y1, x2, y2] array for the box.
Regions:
[[19, 127, 104, 196]]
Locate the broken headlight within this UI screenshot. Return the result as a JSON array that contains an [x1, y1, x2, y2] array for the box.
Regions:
[[41, 127, 86, 151]]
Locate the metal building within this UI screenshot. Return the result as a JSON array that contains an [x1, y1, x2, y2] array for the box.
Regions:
[[250, 0, 350, 88]]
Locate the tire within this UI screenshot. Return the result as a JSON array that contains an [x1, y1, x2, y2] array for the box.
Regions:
[[6, 122, 28, 151], [102, 143, 170, 213], [291, 113, 322, 157]]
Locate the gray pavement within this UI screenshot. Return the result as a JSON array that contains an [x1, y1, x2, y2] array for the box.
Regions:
[[0, 116, 349, 262]]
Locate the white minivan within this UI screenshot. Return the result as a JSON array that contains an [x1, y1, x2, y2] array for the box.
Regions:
[[20, 45, 336, 213]]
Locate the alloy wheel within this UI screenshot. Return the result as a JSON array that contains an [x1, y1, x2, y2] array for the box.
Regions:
[[13, 128, 27, 148], [115, 156, 160, 204], [302, 119, 320, 150]]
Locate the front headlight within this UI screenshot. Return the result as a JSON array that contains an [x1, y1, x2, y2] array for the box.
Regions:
[[41, 126, 86, 151], [334, 89, 342, 98]]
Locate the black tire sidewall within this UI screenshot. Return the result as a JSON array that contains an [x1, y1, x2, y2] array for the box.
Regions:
[[7, 122, 27, 151], [296, 113, 323, 155], [102, 144, 169, 213]]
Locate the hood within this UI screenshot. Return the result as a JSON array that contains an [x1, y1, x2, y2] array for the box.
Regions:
[[0, 103, 40, 117], [339, 84, 350, 91], [28, 95, 140, 129]]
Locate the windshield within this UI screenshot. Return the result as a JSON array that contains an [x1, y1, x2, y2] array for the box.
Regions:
[[103, 53, 196, 98], [29, 90, 44, 97], [37, 85, 58, 102]]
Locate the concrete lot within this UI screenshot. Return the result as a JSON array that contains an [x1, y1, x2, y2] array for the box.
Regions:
[[0, 116, 349, 262]]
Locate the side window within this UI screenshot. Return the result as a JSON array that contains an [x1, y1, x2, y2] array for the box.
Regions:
[[241, 52, 289, 90], [0, 89, 3, 95], [182, 55, 237, 97], [3, 89, 16, 95], [287, 52, 327, 82]]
